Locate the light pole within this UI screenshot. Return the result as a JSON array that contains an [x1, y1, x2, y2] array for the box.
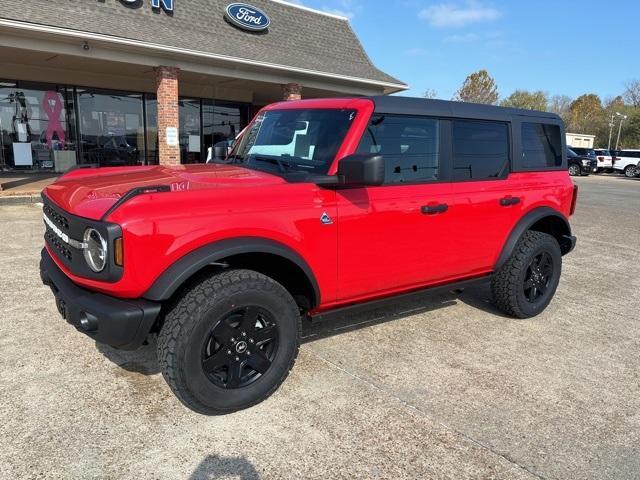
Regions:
[[607, 113, 617, 150], [615, 112, 627, 150]]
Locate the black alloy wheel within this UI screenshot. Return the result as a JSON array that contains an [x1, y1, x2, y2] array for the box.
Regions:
[[202, 306, 279, 389], [523, 252, 554, 303]]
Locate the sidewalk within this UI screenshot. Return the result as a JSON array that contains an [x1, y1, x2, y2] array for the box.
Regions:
[[0, 173, 59, 204]]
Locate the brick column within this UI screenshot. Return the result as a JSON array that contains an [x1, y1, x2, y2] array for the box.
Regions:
[[154, 66, 180, 166], [282, 83, 302, 101]]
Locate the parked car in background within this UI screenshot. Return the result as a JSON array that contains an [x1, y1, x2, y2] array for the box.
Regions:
[[570, 147, 596, 160], [567, 147, 596, 176], [613, 149, 640, 178], [593, 149, 614, 172]]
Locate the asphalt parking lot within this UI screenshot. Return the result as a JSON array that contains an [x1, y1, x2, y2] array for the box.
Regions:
[[1, 174, 639, 480]]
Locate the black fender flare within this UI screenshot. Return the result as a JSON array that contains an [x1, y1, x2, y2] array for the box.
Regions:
[[143, 237, 320, 305], [494, 207, 573, 271]]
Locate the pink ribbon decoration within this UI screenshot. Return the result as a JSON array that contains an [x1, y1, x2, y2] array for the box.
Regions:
[[42, 90, 66, 148]]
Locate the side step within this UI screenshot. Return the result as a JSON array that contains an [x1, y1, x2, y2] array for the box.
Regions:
[[309, 276, 491, 324]]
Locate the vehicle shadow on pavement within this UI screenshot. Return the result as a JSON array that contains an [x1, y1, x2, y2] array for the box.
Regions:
[[94, 285, 503, 373], [188, 455, 261, 480], [96, 336, 161, 375], [454, 283, 516, 319]]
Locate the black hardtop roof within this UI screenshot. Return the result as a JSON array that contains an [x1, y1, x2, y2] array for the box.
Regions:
[[368, 96, 562, 123]]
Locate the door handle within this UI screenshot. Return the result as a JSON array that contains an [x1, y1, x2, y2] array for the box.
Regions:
[[499, 196, 521, 206], [421, 204, 449, 215]]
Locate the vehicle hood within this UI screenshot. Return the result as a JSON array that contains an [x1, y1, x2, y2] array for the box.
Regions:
[[43, 164, 286, 220]]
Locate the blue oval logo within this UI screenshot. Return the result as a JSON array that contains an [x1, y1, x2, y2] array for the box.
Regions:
[[225, 3, 271, 32]]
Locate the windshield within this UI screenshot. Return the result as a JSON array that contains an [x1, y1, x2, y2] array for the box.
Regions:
[[226, 109, 357, 176]]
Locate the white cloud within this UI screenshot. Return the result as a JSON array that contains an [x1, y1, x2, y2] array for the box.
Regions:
[[419, 1, 501, 28]]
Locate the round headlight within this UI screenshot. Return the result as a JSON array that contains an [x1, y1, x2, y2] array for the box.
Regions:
[[83, 228, 107, 272]]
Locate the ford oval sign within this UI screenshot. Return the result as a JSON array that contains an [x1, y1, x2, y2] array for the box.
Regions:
[[225, 3, 271, 32]]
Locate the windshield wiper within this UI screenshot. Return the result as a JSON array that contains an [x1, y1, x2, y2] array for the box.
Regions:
[[250, 155, 292, 173]]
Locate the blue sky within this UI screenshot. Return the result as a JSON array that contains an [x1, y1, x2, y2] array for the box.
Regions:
[[289, 0, 640, 101]]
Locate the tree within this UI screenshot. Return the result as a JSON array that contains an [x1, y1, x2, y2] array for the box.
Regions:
[[549, 95, 572, 121], [604, 95, 625, 111], [423, 88, 438, 99], [453, 70, 499, 105], [501, 90, 548, 111], [623, 79, 640, 107], [566, 94, 605, 134]]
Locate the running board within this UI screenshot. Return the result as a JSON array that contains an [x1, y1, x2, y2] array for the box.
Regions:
[[309, 276, 491, 324]]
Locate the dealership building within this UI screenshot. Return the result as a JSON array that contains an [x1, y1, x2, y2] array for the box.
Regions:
[[0, 0, 406, 172]]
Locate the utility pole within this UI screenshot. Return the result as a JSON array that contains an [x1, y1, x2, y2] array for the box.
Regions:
[[615, 113, 627, 150]]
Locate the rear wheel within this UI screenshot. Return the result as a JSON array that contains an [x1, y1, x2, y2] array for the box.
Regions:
[[568, 163, 581, 176], [624, 165, 637, 178], [157, 269, 301, 415], [491, 231, 562, 319]]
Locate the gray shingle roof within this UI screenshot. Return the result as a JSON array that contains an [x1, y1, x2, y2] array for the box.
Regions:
[[0, 0, 406, 89]]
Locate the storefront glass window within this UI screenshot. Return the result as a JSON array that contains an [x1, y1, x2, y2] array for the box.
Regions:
[[202, 100, 248, 160], [0, 80, 73, 171], [179, 98, 201, 164], [1, 79, 250, 171], [76, 88, 145, 166]]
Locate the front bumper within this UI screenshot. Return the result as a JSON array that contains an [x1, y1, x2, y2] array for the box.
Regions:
[[580, 164, 594, 175], [40, 249, 161, 350]]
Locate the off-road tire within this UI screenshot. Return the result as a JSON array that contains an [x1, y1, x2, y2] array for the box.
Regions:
[[157, 269, 301, 415], [491, 231, 562, 319]]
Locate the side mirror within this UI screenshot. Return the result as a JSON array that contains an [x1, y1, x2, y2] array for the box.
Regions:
[[337, 154, 385, 186], [214, 145, 228, 160]]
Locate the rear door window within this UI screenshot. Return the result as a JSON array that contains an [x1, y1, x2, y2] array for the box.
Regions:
[[521, 123, 563, 169], [451, 120, 509, 180]]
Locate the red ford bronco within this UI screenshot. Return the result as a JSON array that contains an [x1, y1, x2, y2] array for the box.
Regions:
[[40, 97, 577, 414]]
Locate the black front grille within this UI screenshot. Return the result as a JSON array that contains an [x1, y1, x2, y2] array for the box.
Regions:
[[43, 203, 69, 231], [45, 228, 73, 261]]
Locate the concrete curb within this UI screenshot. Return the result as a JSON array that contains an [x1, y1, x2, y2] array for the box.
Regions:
[[0, 194, 42, 206]]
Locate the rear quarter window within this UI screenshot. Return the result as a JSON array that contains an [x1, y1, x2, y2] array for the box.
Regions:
[[521, 123, 563, 169]]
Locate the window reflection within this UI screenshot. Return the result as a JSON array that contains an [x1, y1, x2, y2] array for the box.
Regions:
[[77, 89, 145, 166], [0, 81, 72, 171], [180, 98, 201, 164], [0, 79, 250, 171]]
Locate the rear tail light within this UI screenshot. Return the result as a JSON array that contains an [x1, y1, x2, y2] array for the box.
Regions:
[[597, 156, 604, 162], [570, 184, 578, 216]]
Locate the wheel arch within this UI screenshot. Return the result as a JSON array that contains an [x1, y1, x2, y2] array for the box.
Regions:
[[143, 237, 320, 310], [495, 207, 574, 271]]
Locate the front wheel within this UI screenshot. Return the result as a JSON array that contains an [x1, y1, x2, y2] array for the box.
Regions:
[[157, 269, 301, 415], [491, 231, 562, 319], [568, 163, 581, 176], [624, 165, 637, 178]]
